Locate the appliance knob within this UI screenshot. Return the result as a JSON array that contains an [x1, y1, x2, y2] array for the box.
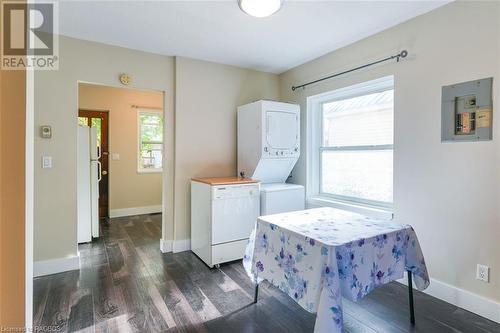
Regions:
[[264, 147, 268, 152]]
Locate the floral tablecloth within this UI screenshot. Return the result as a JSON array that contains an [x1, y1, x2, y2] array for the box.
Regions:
[[243, 207, 429, 333]]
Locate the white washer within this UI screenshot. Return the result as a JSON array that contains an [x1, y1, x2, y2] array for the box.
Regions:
[[260, 183, 305, 216]]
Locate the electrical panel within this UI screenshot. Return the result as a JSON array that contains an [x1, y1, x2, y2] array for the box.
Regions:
[[441, 78, 493, 142]]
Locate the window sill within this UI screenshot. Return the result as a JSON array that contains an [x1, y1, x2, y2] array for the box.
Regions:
[[137, 169, 163, 174], [307, 196, 393, 220]]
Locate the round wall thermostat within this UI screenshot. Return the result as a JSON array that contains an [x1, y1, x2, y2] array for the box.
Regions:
[[119, 73, 131, 85]]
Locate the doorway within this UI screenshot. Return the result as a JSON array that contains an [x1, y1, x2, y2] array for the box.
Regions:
[[77, 83, 164, 226], [78, 110, 109, 219]]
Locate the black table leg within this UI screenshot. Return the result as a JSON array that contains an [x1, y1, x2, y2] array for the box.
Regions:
[[254, 283, 259, 304], [407, 270, 415, 325]]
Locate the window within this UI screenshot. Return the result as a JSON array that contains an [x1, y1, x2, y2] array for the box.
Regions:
[[78, 117, 88, 126], [308, 76, 394, 209], [138, 110, 163, 173], [78, 116, 102, 145]]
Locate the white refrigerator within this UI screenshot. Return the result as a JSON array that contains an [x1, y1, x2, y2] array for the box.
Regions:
[[77, 125, 101, 243]]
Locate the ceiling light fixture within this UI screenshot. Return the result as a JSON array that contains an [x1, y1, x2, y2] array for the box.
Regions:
[[238, 0, 282, 18]]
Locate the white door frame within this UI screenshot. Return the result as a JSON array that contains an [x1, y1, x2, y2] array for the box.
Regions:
[[25, 68, 34, 328]]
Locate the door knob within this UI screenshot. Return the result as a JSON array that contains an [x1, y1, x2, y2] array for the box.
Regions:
[[102, 171, 108, 175]]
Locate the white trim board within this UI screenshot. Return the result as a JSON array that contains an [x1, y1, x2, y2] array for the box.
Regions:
[[34, 255, 80, 277], [172, 239, 191, 253], [398, 274, 500, 324], [25, 59, 35, 329], [160, 238, 172, 253], [109, 205, 162, 218]]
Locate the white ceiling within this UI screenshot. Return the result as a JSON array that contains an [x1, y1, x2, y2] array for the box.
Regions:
[[58, 1, 450, 74]]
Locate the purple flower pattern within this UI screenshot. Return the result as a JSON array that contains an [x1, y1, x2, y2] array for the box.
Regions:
[[243, 208, 429, 333]]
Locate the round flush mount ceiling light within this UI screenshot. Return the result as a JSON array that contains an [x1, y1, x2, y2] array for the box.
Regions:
[[238, 0, 282, 18]]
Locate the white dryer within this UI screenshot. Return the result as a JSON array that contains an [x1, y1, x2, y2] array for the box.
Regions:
[[237, 100, 300, 183]]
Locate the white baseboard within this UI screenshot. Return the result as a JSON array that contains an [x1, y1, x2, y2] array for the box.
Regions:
[[109, 205, 162, 218], [34, 255, 80, 277], [160, 238, 172, 253], [172, 239, 191, 253], [161, 239, 189, 253], [398, 273, 500, 324]]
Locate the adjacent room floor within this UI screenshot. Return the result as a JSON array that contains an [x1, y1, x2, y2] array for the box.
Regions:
[[33, 215, 500, 333]]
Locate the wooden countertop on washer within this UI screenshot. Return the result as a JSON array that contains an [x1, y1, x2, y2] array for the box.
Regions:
[[191, 176, 259, 186]]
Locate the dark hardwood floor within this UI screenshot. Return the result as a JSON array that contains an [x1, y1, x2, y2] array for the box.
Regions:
[[34, 214, 500, 333]]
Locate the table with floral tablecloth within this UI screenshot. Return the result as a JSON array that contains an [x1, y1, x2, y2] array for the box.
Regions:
[[243, 207, 429, 333]]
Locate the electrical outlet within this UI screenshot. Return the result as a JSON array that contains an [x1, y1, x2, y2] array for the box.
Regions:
[[476, 264, 489, 282]]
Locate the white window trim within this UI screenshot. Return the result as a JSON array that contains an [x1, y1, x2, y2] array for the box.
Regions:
[[306, 75, 394, 212], [137, 108, 164, 174]]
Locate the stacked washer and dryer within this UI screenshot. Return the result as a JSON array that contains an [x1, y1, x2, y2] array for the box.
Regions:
[[190, 100, 304, 268], [237, 100, 305, 215]]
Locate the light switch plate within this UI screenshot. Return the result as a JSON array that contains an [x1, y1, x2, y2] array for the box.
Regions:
[[42, 156, 52, 169], [111, 153, 120, 160]]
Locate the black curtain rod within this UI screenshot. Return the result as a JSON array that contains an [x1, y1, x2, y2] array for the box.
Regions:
[[291, 50, 408, 91]]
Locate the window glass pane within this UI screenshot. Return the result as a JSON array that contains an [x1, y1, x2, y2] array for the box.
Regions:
[[139, 112, 163, 170], [91, 117, 102, 146], [322, 89, 393, 147], [78, 117, 88, 126], [140, 114, 163, 142], [140, 147, 162, 169], [321, 150, 393, 203]]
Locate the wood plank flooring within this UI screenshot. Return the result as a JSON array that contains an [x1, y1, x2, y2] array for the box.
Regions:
[[33, 214, 500, 333]]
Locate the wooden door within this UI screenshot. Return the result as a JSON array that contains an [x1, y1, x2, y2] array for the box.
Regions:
[[78, 110, 109, 219]]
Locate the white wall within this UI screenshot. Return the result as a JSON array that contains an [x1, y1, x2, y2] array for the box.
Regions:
[[34, 36, 175, 262], [280, 1, 500, 307], [173, 57, 279, 249], [33, 40, 280, 262], [33, 3, 500, 321]]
